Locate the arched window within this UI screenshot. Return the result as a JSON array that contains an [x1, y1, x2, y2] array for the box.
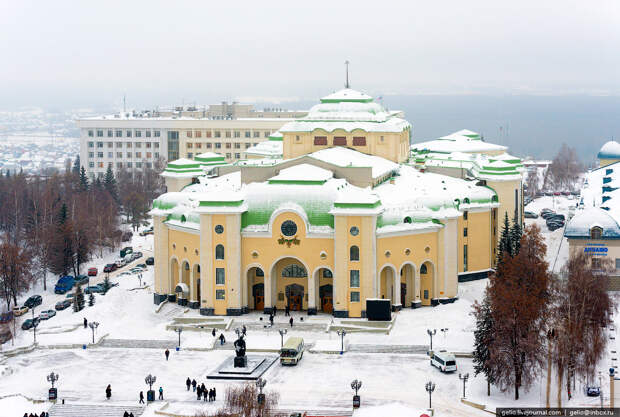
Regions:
[[215, 244, 225, 260], [591, 227, 603, 240], [282, 264, 307, 277], [463, 198, 470, 204], [350, 245, 360, 261], [255, 268, 264, 277], [403, 216, 412, 224], [420, 264, 428, 274]]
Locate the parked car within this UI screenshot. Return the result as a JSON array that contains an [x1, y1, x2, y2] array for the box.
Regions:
[[145, 257, 154, 266], [21, 317, 40, 330], [524, 211, 538, 219], [39, 310, 56, 320], [587, 386, 601, 397], [120, 246, 133, 258], [12, 305, 29, 316], [55, 300, 72, 311], [547, 213, 565, 221], [87, 267, 98, 276], [84, 285, 104, 294], [139, 227, 153, 236], [135, 263, 147, 269], [24, 295, 42, 309], [541, 211, 557, 220], [54, 275, 75, 294], [118, 271, 133, 278], [130, 266, 146, 273], [547, 222, 565, 232], [65, 292, 74, 299], [132, 251, 143, 260], [75, 275, 89, 286], [103, 263, 117, 273]]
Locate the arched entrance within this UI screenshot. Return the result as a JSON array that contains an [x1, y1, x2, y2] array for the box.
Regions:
[[269, 257, 310, 312], [420, 261, 434, 306], [319, 284, 333, 313], [400, 263, 415, 308], [379, 265, 398, 304], [179, 261, 190, 305], [246, 266, 264, 311]]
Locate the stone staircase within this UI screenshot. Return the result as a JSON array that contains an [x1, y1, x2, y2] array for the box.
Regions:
[[99, 338, 177, 349], [348, 343, 427, 354], [48, 403, 145, 417]]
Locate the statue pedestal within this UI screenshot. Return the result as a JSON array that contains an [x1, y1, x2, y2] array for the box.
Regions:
[[234, 356, 247, 368]]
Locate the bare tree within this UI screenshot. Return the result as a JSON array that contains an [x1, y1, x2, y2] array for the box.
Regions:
[[194, 383, 280, 417], [0, 239, 34, 309], [545, 144, 583, 191]]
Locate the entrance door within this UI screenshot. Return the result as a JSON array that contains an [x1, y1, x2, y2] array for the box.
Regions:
[[255, 295, 264, 310], [290, 295, 302, 311], [401, 283, 406, 306], [322, 296, 333, 313]]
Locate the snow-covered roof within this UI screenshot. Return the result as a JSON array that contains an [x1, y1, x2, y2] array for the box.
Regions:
[[269, 164, 333, 184], [320, 88, 373, 103], [412, 129, 507, 154], [565, 207, 620, 238], [598, 141, 620, 159], [245, 140, 283, 158], [308, 147, 398, 179]]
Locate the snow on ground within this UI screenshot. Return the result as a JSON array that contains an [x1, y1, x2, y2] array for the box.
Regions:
[[0, 395, 50, 417]]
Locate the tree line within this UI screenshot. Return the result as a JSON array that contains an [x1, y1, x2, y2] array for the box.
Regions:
[[0, 156, 164, 310], [472, 217, 615, 403]]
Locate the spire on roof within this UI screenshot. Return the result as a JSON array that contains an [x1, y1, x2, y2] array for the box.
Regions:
[[344, 60, 350, 89]]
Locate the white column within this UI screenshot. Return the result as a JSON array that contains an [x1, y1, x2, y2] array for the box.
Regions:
[[264, 268, 272, 311], [308, 271, 317, 311], [392, 267, 400, 306]]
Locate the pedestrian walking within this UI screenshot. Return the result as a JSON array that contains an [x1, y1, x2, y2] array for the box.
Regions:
[[242, 325, 247, 336], [203, 386, 208, 402], [129, 413, 134, 417], [212, 328, 216, 337], [219, 333, 225, 345], [289, 316, 294, 327], [197, 384, 202, 400], [186, 377, 191, 391], [83, 317, 87, 328], [192, 379, 197, 392], [209, 388, 213, 401], [269, 313, 274, 326], [213, 387, 217, 401], [105, 384, 112, 400], [273, 305, 277, 316], [159, 386, 164, 400], [124, 411, 129, 417], [285, 304, 290, 316], [139, 391, 144, 404], [165, 349, 170, 361]]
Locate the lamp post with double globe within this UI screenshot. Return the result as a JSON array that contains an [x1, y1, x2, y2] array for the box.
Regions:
[[47, 372, 59, 401], [337, 329, 347, 354], [88, 321, 99, 344], [278, 328, 287, 348], [145, 374, 157, 402], [425, 381, 436, 409], [351, 379, 362, 408], [256, 377, 267, 405]]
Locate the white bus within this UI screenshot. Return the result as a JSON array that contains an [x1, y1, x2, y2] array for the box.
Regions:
[[430, 350, 457, 373]]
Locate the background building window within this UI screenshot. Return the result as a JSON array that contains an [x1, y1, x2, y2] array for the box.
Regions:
[[463, 227, 468, 237], [350, 270, 360, 288], [333, 137, 347, 146], [352, 137, 366, 146], [216, 289, 225, 300], [463, 211, 468, 220], [282, 264, 307, 278], [350, 245, 360, 261], [215, 244, 225, 260], [464, 244, 468, 272], [591, 227, 603, 239], [216, 268, 225, 285], [314, 136, 327, 146], [350, 291, 360, 302]]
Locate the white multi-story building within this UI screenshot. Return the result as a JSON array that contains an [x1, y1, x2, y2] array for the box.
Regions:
[[77, 103, 307, 179]]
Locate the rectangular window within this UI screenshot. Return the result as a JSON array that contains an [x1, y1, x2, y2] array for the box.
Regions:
[[97, 130, 103, 137], [463, 211, 468, 220], [116, 142, 122, 148], [352, 137, 366, 146], [88, 162, 94, 168], [592, 257, 601, 269], [116, 152, 122, 158], [88, 141, 94, 148], [226, 153, 231, 159], [154, 142, 159, 148], [226, 143, 231, 149], [187, 142, 193, 149], [615, 258, 620, 270], [146, 142, 152, 148], [234, 131, 240, 138], [154, 152, 159, 158], [97, 152, 103, 158], [136, 152, 141, 158], [88, 130, 94, 137], [145, 130, 151, 138], [225, 131, 231, 138], [245, 143, 251, 148], [108, 152, 113, 158], [97, 162, 104, 168], [195, 143, 202, 149], [97, 142, 103, 148], [107, 142, 113, 148], [187, 130, 192, 138], [206, 143, 212, 149], [146, 152, 152, 158], [88, 152, 94, 158], [463, 227, 468, 237], [187, 152, 193, 159], [214, 131, 221, 138], [115, 130, 122, 137], [126, 152, 131, 158], [350, 291, 360, 302], [253, 131, 260, 138], [195, 131, 202, 138], [146, 162, 152, 169], [136, 162, 142, 168], [350, 270, 360, 288], [126, 130, 132, 137], [116, 162, 123, 168], [245, 131, 251, 138], [206, 131, 212, 138], [235, 153, 240, 159], [464, 244, 468, 272], [264, 131, 270, 138], [135, 130, 141, 138], [107, 130, 113, 137], [216, 268, 225, 285], [216, 289, 225, 300], [334, 137, 347, 146], [314, 136, 327, 146], [234, 143, 240, 149], [126, 142, 132, 148], [127, 162, 132, 168], [215, 143, 221, 149], [135, 142, 142, 148], [154, 130, 161, 137]]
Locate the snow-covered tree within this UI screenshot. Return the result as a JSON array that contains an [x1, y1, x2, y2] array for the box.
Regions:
[[88, 292, 95, 307], [497, 212, 512, 264], [472, 288, 496, 396], [73, 284, 85, 312]]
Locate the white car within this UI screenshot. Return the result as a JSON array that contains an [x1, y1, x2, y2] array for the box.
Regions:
[[39, 310, 56, 320], [119, 271, 133, 277]]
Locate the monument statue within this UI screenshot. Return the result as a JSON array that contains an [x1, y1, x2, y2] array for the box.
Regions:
[[233, 330, 247, 368]]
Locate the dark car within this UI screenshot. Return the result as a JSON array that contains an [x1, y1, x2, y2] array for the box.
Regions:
[[146, 257, 154, 265], [84, 285, 104, 294], [75, 275, 89, 286], [88, 267, 98, 276], [132, 252, 143, 260], [24, 295, 42, 309], [21, 317, 40, 330], [548, 222, 565, 232], [103, 263, 117, 273], [547, 213, 565, 221], [55, 300, 72, 311], [524, 211, 538, 219], [587, 386, 600, 397], [136, 263, 147, 269], [541, 211, 557, 220]]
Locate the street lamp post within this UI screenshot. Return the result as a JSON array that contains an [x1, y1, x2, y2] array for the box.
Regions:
[[138, 273, 143, 288], [175, 327, 183, 348], [145, 374, 157, 402], [88, 321, 99, 344], [256, 377, 267, 405], [32, 319, 39, 344], [337, 329, 347, 354], [278, 328, 287, 347], [425, 381, 436, 409], [351, 379, 362, 408], [440, 328, 449, 341], [47, 372, 59, 401], [427, 329, 437, 352], [459, 373, 469, 398]]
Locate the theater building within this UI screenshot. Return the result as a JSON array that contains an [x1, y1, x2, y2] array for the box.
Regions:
[[151, 87, 523, 317]]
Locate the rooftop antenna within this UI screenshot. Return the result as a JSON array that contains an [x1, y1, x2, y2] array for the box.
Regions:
[[344, 60, 350, 89]]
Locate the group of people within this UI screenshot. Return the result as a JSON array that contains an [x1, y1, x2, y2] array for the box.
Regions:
[[122, 412, 136, 417], [23, 413, 48, 417], [186, 377, 217, 402], [267, 307, 295, 328]]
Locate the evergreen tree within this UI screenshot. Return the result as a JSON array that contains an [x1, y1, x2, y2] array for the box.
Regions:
[[72, 155, 80, 175], [497, 212, 512, 263], [73, 284, 85, 312], [88, 292, 95, 307], [472, 289, 496, 396], [510, 214, 523, 256], [94, 177, 102, 190], [101, 274, 111, 295], [103, 165, 118, 202], [79, 166, 89, 192]]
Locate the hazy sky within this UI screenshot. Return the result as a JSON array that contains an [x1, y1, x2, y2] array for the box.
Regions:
[[1, 0, 620, 108]]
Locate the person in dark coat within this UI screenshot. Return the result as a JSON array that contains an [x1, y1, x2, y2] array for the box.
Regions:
[[213, 387, 217, 401], [212, 328, 216, 337], [242, 325, 247, 336], [197, 384, 202, 400], [124, 411, 129, 417], [186, 377, 191, 391], [269, 313, 274, 326], [165, 349, 170, 360], [208, 388, 213, 401], [219, 333, 225, 345], [105, 384, 112, 400], [159, 386, 164, 400], [84, 317, 87, 328], [192, 379, 197, 391], [289, 317, 294, 327], [273, 305, 277, 316], [139, 391, 144, 404], [129, 413, 134, 417], [285, 304, 290, 316]]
